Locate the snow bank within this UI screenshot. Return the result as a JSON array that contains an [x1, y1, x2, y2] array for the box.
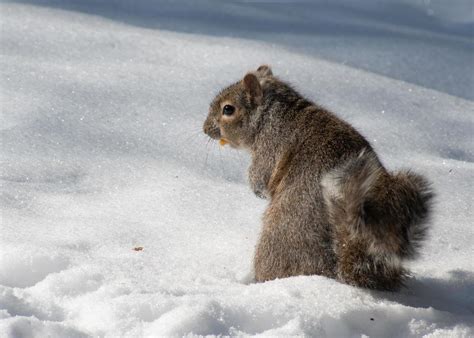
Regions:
[[1, 1, 473, 337]]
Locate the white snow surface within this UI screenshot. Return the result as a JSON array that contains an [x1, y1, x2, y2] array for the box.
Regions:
[[1, 1, 473, 337]]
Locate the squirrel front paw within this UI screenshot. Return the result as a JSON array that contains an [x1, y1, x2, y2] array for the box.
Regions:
[[252, 182, 268, 199], [248, 166, 269, 199]]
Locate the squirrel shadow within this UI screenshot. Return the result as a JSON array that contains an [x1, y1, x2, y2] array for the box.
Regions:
[[319, 269, 474, 337], [373, 269, 474, 319]]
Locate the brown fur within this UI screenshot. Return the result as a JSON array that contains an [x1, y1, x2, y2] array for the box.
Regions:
[[203, 65, 434, 291]]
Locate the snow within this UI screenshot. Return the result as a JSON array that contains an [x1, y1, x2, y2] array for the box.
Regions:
[[1, 1, 473, 337]]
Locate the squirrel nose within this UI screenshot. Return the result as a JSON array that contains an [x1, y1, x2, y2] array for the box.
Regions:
[[203, 119, 221, 139], [203, 120, 211, 135]]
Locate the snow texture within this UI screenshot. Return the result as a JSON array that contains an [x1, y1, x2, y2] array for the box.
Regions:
[[1, 0, 473, 337]]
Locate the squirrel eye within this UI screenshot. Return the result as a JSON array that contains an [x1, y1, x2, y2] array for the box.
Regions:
[[222, 105, 235, 116]]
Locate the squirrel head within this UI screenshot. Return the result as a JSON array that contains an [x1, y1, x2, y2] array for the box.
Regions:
[[203, 65, 273, 149]]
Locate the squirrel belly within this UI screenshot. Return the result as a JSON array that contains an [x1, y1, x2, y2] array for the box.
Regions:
[[203, 65, 434, 291]]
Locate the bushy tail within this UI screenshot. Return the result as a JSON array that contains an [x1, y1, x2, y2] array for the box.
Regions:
[[321, 149, 434, 260]]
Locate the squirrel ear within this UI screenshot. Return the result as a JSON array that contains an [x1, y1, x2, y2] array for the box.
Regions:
[[243, 73, 263, 105], [256, 64, 273, 77]]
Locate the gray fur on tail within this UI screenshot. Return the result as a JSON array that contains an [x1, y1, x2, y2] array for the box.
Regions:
[[322, 149, 434, 260]]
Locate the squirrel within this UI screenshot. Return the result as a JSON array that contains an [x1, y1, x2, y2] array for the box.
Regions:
[[203, 65, 433, 291]]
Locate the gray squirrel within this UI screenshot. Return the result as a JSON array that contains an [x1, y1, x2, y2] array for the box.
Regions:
[[203, 65, 433, 290]]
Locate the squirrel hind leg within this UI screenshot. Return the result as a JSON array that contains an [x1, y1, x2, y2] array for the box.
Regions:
[[321, 149, 381, 228]]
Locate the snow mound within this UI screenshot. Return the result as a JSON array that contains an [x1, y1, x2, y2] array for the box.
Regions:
[[0, 245, 70, 288]]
